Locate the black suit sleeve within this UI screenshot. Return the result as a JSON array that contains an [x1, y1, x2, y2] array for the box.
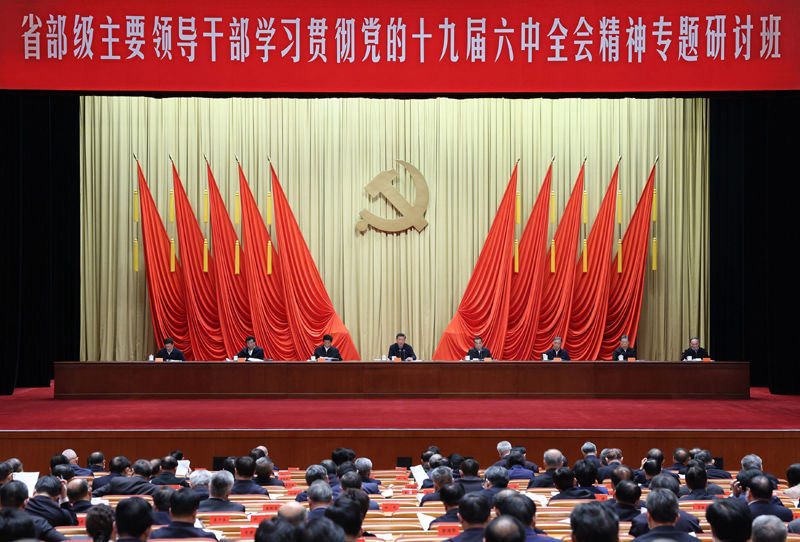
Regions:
[[237, 348, 249, 358], [174, 348, 186, 361], [313, 346, 324, 358], [483, 348, 492, 359], [331, 347, 342, 360], [560, 350, 571, 361]]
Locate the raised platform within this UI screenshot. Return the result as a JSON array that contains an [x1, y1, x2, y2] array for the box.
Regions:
[[53, 360, 750, 400]]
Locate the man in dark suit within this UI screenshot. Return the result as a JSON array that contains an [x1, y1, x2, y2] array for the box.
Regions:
[[92, 456, 130, 492], [664, 448, 689, 475], [605, 480, 643, 522], [485, 516, 527, 542], [445, 492, 491, 542], [457, 458, 484, 494], [494, 490, 560, 542], [94, 459, 158, 497], [570, 501, 619, 542], [295, 465, 339, 503], [637, 460, 664, 488], [597, 448, 624, 483], [478, 466, 509, 507], [150, 456, 189, 487], [324, 494, 364, 541], [314, 334, 342, 360], [62, 450, 94, 477], [236, 336, 265, 360], [338, 471, 379, 511], [467, 337, 492, 360], [580, 442, 603, 468], [61, 479, 93, 516], [705, 499, 752, 542], [574, 460, 608, 496], [187, 470, 210, 501], [25, 476, 76, 527], [506, 452, 536, 482], [152, 487, 176, 525], [421, 467, 454, 505], [740, 454, 780, 489], [549, 468, 596, 503], [679, 466, 715, 500], [543, 337, 570, 360], [681, 337, 709, 360], [747, 474, 793, 521], [695, 450, 732, 479], [198, 471, 245, 513], [354, 458, 380, 494], [0, 481, 66, 542], [630, 475, 702, 537], [87, 452, 106, 474], [431, 483, 464, 526], [150, 488, 217, 540], [230, 456, 268, 495], [388, 333, 416, 360], [306, 480, 333, 521], [612, 335, 637, 360], [254, 457, 284, 487], [529, 449, 565, 488], [631, 489, 698, 542], [156, 338, 185, 361], [115, 497, 154, 542]]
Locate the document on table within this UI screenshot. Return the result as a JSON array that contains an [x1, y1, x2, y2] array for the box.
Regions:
[[410, 465, 429, 484], [417, 512, 436, 531]]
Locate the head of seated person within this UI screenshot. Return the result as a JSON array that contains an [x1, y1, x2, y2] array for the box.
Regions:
[[108, 456, 132, 475], [131, 459, 152, 479], [276, 502, 307, 526], [255, 457, 275, 480], [574, 459, 598, 488], [493, 491, 535, 529], [53, 463, 75, 482], [440, 482, 465, 510], [786, 463, 800, 489], [485, 515, 526, 542], [67, 478, 91, 505], [685, 465, 708, 491], [305, 464, 328, 486], [307, 480, 333, 508], [747, 475, 774, 502], [189, 469, 211, 490], [646, 448, 665, 467], [605, 448, 623, 465], [484, 466, 509, 489], [153, 486, 176, 514], [321, 459, 338, 479], [168, 487, 200, 523], [542, 449, 565, 470], [354, 458, 373, 481], [430, 466, 454, 491], [336, 461, 357, 480], [646, 488, 680, 528], [115, 497, 154, 542], [553, 467, 576, 493], [160, 455, 178, 474], [339, 471, 362, 491], [614, 480, 641, 507], [222, 456, 236, 475], [324, 494, 363, 542], [0, 481, 30, 510], [331, 448, 355, 466], [751, 514, 787, 542], [34, 475, 62, 501], [295, 516, 345, 542], [210, 470, 234, 500], [460, 458, 480, 478], [234, 456, 256, 480], [339, 488, 369, 521], [458, 492, 492, 529], [648, 473, 681, 496], [50, 454, 69, 475], [85, 503, 115, 542], [705, 497, 752, 542], [643, 459, 662, 479], [570, 501, 619, 542], [255, 516, 297, 542], [610, 465, 635, 490], [506, 451, 526, 470]]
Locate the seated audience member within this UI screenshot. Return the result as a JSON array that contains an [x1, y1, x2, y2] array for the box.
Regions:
[[26, 475, 76, 527], [467, 337, 492, 360], [169, 450, 184, 461], [574, 459, 607, 495], [114, 497, 154, 542], [747, 474, 793, 521], [237, 336, 265, 360], [50, 454, 69, 475], [231, 456, 268, 495], [87, 452, 106, 473], [570, 501, 619, 542], [529, 449, 564, 488], [752, 515, 788, 542], [152, 487, 176, 525], [221, 456, 236, 475], [580, 442, 602, 468], [338, 488, 374, 538], [635, 449, 678, 484], [544, 337, 570, 360], [480, 466, 510, 506], [705, 498, 752, 542], [494, 490, 559, 542], [605, 480, 642, 522], [607, 465, 639, 507], [388, 333, 416, 360], [431, 482, 464, 525], [156, 338, 186, 361], [420, 450, 436, 473], [277, 502, 307, 526], [295, 464, 332, 503], [638, 460, 663, 489], [549, 467, 595, 502], [84, 503, 115, 542], [339, 471, 378, 510], [5, 459, 23, 474], [665, 448, 690, 475], [325, 494, 364, 542], [323, 459, 341, 488], [679, 460, 724, 497], [250, 447, 267, 461], [632, 489, 697, 542], [0, 507, 36, 541], [484, 515, 526, 542], [458, 458, 484, 494], [630, 474, 702, 537], [422, 455, 451, 489], [307, 480, 334, 521], [94, 459, 157, 497], [680, 466, 714, 500], [150, 458, 162, 478], [63, 478, 93, 515], [694, 450, 732, 479], [0, 480, 65, 542], [295, 516, 346, 542], [422, 466, 453, 505], [198, 470, 245, 513], [494, 441, 513, 467], [53, 464, 76, 482], [188, 469, 211, 501], [62, 449, 94, 477], [681, 337, 709, 360], [255, 457, 284, 487], [92, 456, 131, 492], [597, 448, 624, 483], [785, 463, 800, 500], [0, 462, 12, 486], [255, 516, 297, 542], [314, 335, 342, 360], [149, 487, 217, 539], [507, 452, 536, 482], [739, 454, 779, 489], [612, 335, 636, 361], [510, 447, 539, 473], [354, 457, 380, 493], [150, 455, 189, 487], [446, 492, 492, 542]]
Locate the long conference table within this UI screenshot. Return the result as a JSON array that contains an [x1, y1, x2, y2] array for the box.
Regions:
[[53, 360, 750, 400]]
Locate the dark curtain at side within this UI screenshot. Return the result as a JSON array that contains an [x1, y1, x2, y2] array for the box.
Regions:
[[0, 92, 80, 394], [709, 92, 799, 391]]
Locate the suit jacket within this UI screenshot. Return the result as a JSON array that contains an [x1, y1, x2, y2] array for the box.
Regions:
[[612, 347, 637, 360], [308, 506, 328, 521], [26, 496, 76, 527], [193, 486, 210, 501], [507, 465, 536, 481], [94, 475, 158, 497], [549, 487, 596, 502], [198, 498, 246, 512], [456, 476, 484, 494], [629, 510, 702, 537], [749, 499, 794, 522], [88, 465, 106, 473], [705, 466, 732, 479], [664, 462, 687, 475], [478, 486, 503, 506], [678, 483, 724, 497], [254, 476, 285, 487], [237, 346, 266, 360], [493, 458, 540, 473], [583, 455, 603, 468], [420, 491, 441, 505], [679, 488, 715, 500], [150, 472, 189, 487], [632, 525, 700, 542], [446, 527, 485, 542], [788, 517, 800, 534], [230, 479, 268, 495], [388, 343, 416, 360], [154, 510, 172, 525], [524, 527, 561, 542], [362, 481, 380, 495], [313, 345, 342, 360], [581, 485, 609, 495], [597, 461, 622, 483], [11, 509, 67, 542], [431, 507, 460, 525], [150, 520, 217, 540], [91, 472, 123, 491], [62, 500, 93, 515], [295, 486, 340, 503], [466, 347, 492, 360], [71, 465, 94, 476], [605, 501, 642, 522], [544, 348, 570, 360], [156, 347, 186, 361], [681, 347, 709, 360], [528, 469, 557, 488]]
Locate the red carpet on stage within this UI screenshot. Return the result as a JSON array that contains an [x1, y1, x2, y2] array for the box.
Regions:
[[1, 383, 798, 431]]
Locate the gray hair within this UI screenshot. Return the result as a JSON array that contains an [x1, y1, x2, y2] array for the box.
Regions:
[[307, 480, 333, 504], [543, 449, 564, 468], [741, 454, 763, 471], [189, 469, 212, 488], [430, 466, 454, 487], [354, 458, 372, 478], [752, 515, 787, 542], [62, 449, 78, 461], [484, 466, 510, 488], [210, 470, 234, 498], [553, 337, 562, 343], [581, 442, 597, 455], [497, 441, 512, 455]]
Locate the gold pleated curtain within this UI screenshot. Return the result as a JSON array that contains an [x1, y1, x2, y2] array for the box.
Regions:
[[80, 96, 709, 362]]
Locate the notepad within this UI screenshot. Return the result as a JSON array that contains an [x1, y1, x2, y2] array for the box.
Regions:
[[410, 465, 429, 485]]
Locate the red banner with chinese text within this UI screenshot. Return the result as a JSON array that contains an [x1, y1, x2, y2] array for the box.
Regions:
[[1, 0, 797, 92]]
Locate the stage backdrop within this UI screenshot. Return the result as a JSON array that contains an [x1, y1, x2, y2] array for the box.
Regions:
[[80, 96, 708, 361]]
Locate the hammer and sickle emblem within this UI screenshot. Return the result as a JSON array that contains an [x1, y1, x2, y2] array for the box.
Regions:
[[356, 160, 430, 234]]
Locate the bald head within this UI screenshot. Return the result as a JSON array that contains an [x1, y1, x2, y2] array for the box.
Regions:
[[278, 502, 307, 525], [543, 449, 564, 468], [66, 478, 91, 503]]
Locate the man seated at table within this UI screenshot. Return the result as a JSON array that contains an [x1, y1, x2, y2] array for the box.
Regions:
[[314, 334, 342, 360], [543, 337, 570, 361], [150, 456, 189, 487], [681, 337, 709, 361], [149, 488, 218, 540], [198, 470, 245, 513], [467, 337, 492, 360], [388, 333, 416, 360], [156, 338, 185, 361], [236, 336, 265, 360], [612, 335, 637, 361]]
